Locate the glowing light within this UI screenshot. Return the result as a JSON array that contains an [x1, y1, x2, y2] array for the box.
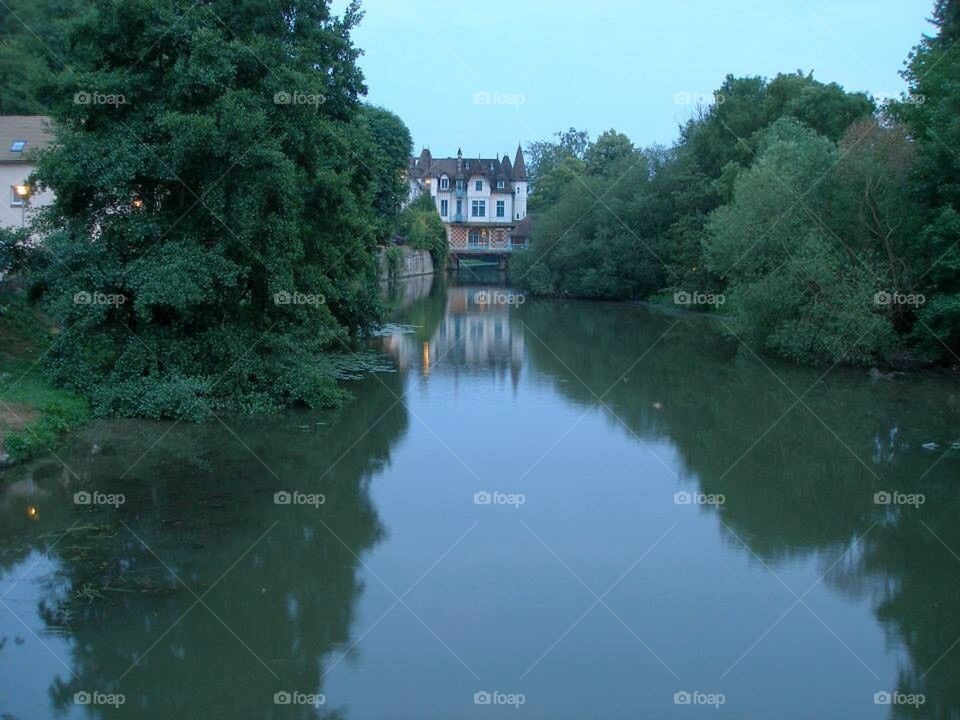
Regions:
[[132, 198, 144, 209], [14, 184, 30, 198], [25, 505, 39, 521]]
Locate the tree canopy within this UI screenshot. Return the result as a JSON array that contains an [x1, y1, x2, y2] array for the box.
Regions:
[[15, 0, 412, 418]]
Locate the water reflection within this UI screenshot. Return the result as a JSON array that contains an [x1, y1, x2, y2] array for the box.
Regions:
[[3, 276, 960, 718], [518, 299, 960, 718], [0, 368, 407, 719]]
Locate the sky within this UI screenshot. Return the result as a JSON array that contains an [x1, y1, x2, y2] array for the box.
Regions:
[[334, 0, 936, 160]]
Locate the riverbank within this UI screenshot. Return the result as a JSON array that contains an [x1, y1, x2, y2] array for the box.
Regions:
[[0, 292, 88, 469]]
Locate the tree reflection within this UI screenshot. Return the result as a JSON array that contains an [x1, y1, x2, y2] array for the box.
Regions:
[[0, 368, 408, 719], [520, 298, 960, 718]]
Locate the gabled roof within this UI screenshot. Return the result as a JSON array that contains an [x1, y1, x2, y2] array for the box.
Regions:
[[0, 116, 53, 164], [409, 146, 528, 187]]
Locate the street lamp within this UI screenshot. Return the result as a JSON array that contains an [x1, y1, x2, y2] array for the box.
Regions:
[[14, 184, 30, 226]]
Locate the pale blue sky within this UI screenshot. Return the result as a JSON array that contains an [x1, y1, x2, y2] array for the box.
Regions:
[[338, 0, 934, 158]]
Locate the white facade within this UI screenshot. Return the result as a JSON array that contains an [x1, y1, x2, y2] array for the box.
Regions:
[[1, 163, 53, 230], [407, 148, 528, 228]]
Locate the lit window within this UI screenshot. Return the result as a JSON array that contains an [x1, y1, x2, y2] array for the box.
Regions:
[[475, 180, 482, 191], [440, 199, 448, 216], [10, 185, 25, 207], [10, 141, 26, 152], [471, 200, 486, 217], [496, 200, 505, 218]]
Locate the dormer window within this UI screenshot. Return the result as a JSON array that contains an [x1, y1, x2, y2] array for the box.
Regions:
[[440, 177, 449, 190], [475, 180, 482, 191], [497, 180, 505, 189]]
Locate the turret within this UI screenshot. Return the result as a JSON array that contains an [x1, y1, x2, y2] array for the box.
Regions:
[[512, 144, 528, 220]]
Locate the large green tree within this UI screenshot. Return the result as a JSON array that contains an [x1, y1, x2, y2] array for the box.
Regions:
[[892, 0, 960, 359], [23, 0, 401, 419], [0, 0, 93, 113], [705, 118, 899, 365]]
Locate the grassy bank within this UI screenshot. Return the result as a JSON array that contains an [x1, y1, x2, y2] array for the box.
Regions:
[[0, 291, 88, 468]]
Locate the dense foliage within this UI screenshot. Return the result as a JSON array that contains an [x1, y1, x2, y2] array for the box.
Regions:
[[516, 11, 960, 368], [891, 0, 960, 359], [393, 193, 448, 266], [11, 0, 412, 419], [0, 0, 94, 114]]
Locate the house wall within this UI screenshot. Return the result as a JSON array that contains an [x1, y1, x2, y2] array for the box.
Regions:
[[0, 164, 54, 230]]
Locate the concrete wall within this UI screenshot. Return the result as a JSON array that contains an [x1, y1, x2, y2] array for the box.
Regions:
[[379, 246, 435, 281]]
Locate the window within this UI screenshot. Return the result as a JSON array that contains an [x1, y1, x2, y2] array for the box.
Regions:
[[497, 179, 505, 189], [456, 179, 464, 191], [469, 230, 482, 246], [440, 199, 448, 216], [440, 177, 449, 190], [496, 200, 505, 218], [471, 200, 486, 217], [10, 141, 26, 153], [475, 180, 482, 191], [10, 186, 25, 207], [456, 199, 463, 217], [516, 187, 521, 195]]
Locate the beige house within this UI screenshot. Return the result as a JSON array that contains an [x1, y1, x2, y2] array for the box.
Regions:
[[0, 116, 55, 231]]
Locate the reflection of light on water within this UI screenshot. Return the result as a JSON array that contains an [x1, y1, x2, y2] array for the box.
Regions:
[[25, 505, 39, 521], [422, 342, 430, 375]]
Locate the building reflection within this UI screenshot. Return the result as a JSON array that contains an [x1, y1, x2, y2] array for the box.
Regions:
[[381, 284, 525, 388]]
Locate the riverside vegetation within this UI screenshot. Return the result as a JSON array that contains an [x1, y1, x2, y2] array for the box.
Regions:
[[514, 0, 960, 368]]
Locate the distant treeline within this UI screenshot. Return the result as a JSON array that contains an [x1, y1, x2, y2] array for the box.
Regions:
[[514, 0, 960, 368]]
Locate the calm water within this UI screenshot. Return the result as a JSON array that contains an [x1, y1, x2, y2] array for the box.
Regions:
[[2, 274, 960, 719]]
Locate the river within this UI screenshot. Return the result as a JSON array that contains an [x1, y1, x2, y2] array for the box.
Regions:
[[1, 273, 958, 718]]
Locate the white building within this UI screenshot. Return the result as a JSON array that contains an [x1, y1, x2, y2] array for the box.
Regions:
[[406, 146, 532, 252], [0, 116, 55, 231]]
